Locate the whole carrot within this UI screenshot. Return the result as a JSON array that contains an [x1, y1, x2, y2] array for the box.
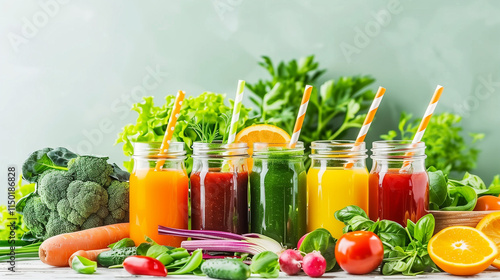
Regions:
[[39, 223, 129, 267], [68, 248, 111, 268]]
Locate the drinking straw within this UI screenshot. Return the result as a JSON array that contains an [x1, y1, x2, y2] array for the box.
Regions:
[[155, 90, 186, 170], [344, 86, 386, 168], [289, 85, 313, 148], [400, 85, 444, 171], [227, 80, 246, 144]]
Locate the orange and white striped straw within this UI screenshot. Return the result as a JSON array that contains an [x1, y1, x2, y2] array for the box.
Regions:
[[345, 86, 386, 168], [289, 85, 313, 148], [401, 85, 444, 170], [155, 90, 185, 170]]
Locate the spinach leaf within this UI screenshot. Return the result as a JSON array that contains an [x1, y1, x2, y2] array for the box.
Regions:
[[299, 228, 337, 271], [440, 185, 477, 211], [428, 167, 448, 208], [72, 255, 97, 274], [250, 251, 280, 278]]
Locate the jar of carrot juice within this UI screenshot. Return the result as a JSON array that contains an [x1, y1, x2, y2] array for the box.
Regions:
[[369, 140, 429, 226], [129, 142, 189, 246]]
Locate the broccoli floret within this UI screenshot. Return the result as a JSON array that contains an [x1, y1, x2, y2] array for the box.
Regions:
[[57, 199, 86, 226], [81, 213, 104, 230], [23, 195, 50, 238], [66, 180, 108, 218], [45, 212, 79, 239], [38, 170, 73, 210], [68, 156, 113, 186], [107, 180, 129, 221]]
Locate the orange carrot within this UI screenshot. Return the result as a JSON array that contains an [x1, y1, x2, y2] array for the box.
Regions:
[[39, 223, 129, 267], [68, 248, 110, 267]]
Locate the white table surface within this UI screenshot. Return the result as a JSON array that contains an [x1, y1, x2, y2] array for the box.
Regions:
[[2, 260, 500, 280]]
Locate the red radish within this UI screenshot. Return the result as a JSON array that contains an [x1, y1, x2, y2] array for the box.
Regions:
[[279, 249, 303, 275], [302, 251, 326, 278], [297, 233, 309, 249]]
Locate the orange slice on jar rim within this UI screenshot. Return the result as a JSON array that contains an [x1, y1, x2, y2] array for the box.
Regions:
[[235, 124, 291, 171]]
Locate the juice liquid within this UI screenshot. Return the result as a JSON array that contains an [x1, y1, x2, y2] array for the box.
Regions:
[[307, 167, 369, 239], [190, 171, 248, 234], [250, 157, 307, 248], [129, 168, 189, 246], [369, 169, 429, 226]]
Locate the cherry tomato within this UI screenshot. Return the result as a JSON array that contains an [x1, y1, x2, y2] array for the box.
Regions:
[[474, 195, 500, 211], [335, 231, 384, 274]]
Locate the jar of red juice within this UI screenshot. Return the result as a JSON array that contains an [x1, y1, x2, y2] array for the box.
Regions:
[[190, 141, 249, 234], [369, 141, 429, 226]]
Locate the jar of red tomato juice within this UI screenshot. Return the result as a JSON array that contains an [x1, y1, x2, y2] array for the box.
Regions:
[[190, 141, 249, 234], [369, 140, 429, 226]]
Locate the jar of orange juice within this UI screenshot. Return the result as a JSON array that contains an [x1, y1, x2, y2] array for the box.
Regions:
[[129, 142, 189, 246]]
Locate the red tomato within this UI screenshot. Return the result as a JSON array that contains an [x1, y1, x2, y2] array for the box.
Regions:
[[335, 231, 384, 274], [474, 195, 500, 211]]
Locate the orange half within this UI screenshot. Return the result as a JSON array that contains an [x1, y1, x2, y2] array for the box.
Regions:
[[235, 124, 291, 170], [476, 211, 500, 269], [428, 226, 498, 276]]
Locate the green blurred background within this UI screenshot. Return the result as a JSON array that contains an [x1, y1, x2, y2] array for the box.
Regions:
[[1, 0, 499, 203]]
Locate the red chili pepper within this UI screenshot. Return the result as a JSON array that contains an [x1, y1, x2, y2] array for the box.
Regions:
[[123, 256, 167, 277]]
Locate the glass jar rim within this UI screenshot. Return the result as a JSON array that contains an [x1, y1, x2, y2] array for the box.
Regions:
[[192, 140, 249, 158], [371, 140, 426, 160], [253, 141, 304, 158], [132, 141, 186, 159], [309, 140, 367, 159]]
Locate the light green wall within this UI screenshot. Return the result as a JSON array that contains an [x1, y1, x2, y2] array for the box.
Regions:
[[1, 0, 499, 203]]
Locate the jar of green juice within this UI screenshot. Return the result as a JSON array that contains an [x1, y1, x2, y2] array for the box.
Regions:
[[250, 142, 307, 248]]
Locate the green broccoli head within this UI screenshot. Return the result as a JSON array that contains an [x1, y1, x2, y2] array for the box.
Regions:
[[68, 156, 113, 186], [66, 180, 108, 218], [23, 195, 50, 238], [45, 212, 79, 239], [107, 180, 130, 222], [38, 170, 73, 210]]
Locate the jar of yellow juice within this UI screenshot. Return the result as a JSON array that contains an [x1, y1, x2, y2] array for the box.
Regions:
[[307, 140, 369, 238]]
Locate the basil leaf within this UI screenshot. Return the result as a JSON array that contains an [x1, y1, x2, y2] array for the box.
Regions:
[[347, 216, 375, 231], [334, 205, 369, 223], [414, 214, 435, 244], [136, 243, 152, 256], [250, 251, 280, 278], [108, 238, 135, 249], [406, 219, 416, 239], [375, 220, 407, 248], [147, 244, 169, 258], [299, 228, 337, 271], [72, 255, 97, 274]]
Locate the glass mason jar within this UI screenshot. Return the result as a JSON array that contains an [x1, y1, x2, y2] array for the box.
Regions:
[[369, 140, 429, 226], [307, 140, 369, 239], [250, 142, 307, 248], [129, 142, 189, 246], [190, 141, 249, 234]]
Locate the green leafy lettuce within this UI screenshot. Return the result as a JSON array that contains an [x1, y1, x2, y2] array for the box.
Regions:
[[115, 92, 255, 172], [381, 112, 484, 174]]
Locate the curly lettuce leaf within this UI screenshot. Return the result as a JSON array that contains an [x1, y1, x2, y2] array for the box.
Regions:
[[115, 92, 255, 173]]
